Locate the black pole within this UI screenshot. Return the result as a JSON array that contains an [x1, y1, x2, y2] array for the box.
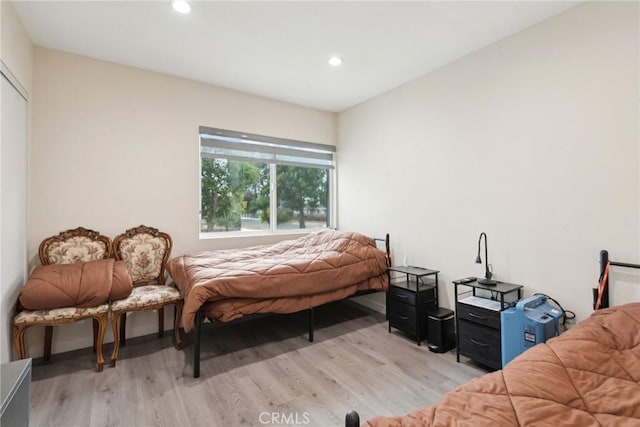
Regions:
[[483, 233, 490, 280], [385, 233, 391, 267], [308, 308, 314, 342], [610, 261, 640, 269], [596, 250, 610, 310], [194, 309, 202, 378]]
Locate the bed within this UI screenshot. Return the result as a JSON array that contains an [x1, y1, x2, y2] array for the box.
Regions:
[[346, 250, 640, 427], [166, 229, 390, 377]]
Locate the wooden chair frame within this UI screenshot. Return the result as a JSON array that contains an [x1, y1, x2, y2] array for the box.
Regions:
[[110, 225, 183, 367], [13, 227, 112, 371]]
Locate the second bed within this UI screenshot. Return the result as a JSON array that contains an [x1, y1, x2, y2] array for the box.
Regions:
[[166, 229, 390, 377]]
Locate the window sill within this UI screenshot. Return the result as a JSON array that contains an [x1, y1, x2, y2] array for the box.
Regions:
[[198, 228, 328, 241]]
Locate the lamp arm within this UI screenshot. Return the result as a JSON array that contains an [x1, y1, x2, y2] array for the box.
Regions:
[[484, 234, 491, 280], [476, 232, 496, 285]]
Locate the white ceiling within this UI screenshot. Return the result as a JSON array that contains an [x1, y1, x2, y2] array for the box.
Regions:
[[12, 1, 580, 112]]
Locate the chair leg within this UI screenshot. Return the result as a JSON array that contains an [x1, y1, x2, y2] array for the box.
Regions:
[[110, 312, 122, 367], [94, 315, 107, 372], [158, 307, 165, 338], [174, 301, 183, 350], [12, 325, 27, 359], [119, 314, 127, 347], [92, 318, 98, 353], [44, 325, 53, 361]]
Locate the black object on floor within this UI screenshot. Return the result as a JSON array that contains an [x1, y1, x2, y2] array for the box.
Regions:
[[427, 308, 456, 353]]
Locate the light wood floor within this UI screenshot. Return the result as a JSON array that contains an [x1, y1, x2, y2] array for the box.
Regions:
[[29, 301, 488, 427]]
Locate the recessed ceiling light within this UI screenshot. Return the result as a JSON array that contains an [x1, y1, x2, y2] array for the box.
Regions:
[[172, 0, 191, 14], [328, 56, 343, 67]]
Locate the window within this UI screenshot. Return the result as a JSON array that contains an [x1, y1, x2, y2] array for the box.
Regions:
[[199, 126, 335, 236]]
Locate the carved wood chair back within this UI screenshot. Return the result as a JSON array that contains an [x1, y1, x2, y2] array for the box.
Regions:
[[112, 225, 172, 286], [39, 226, 112, 265]]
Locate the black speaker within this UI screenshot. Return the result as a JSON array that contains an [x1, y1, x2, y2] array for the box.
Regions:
[[427, 308, 456, 353]]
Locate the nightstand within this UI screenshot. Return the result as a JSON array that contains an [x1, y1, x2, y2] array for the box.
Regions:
[[453, 279, 522, 369], [387, 266, 439, 345]]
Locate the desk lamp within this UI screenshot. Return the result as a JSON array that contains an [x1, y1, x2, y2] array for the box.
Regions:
[[476, 232, 497, 285]]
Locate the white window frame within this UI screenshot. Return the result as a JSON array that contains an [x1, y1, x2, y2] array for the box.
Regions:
[[199, 126, 336, 238]]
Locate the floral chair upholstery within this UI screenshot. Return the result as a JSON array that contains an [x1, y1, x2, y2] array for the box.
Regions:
[[110, 225, 183, 366], [13, 227, 112, 371]]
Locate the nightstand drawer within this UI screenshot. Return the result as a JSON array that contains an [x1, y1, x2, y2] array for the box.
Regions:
[[388, 300, 416, 336], [458, 319, 501, 369], [387, 298, 427, 337], [456, 301, 500, 329], [388, 285, 416, 305]]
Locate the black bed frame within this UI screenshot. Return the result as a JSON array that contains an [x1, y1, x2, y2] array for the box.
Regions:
[[595, 249, 640, 310], [190, 233, 391, 378]]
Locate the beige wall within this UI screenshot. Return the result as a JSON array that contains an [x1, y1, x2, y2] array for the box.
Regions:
[[0, 0, 33, 363], [338, 1, 640, 322], [28, 48, 336, 355], [1, 0, 33, 94]]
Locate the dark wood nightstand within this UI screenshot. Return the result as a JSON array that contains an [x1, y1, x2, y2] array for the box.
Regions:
[[387, 266, 439, 345]]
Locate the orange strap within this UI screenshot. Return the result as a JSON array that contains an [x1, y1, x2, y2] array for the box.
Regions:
[[594, 261, 610, 310]]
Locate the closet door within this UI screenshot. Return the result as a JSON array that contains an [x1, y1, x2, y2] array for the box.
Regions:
[[1, 70, 28, 363]]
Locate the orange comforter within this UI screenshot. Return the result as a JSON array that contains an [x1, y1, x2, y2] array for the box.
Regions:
[[19, 258, 133, 310], [366, 302, 640, 427], [166, 230, 388, 332]]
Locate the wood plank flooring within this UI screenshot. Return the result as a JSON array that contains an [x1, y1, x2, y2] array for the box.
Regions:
[[29, 300, 488, 427]]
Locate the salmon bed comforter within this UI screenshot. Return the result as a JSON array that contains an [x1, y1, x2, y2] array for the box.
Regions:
[[166, 230, 389, 332], [366, 302, 640, 427]]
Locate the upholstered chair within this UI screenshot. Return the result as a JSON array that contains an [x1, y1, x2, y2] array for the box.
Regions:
[[109, 225, 183, 367], [13, 227, 112, 371]]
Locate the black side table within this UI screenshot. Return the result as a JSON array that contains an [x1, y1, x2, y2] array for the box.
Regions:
[[453, 278, 522, 369], [387, 266, 439, 345]]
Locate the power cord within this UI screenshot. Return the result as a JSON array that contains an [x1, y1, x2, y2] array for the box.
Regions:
[[533, 293, 576, 325]]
